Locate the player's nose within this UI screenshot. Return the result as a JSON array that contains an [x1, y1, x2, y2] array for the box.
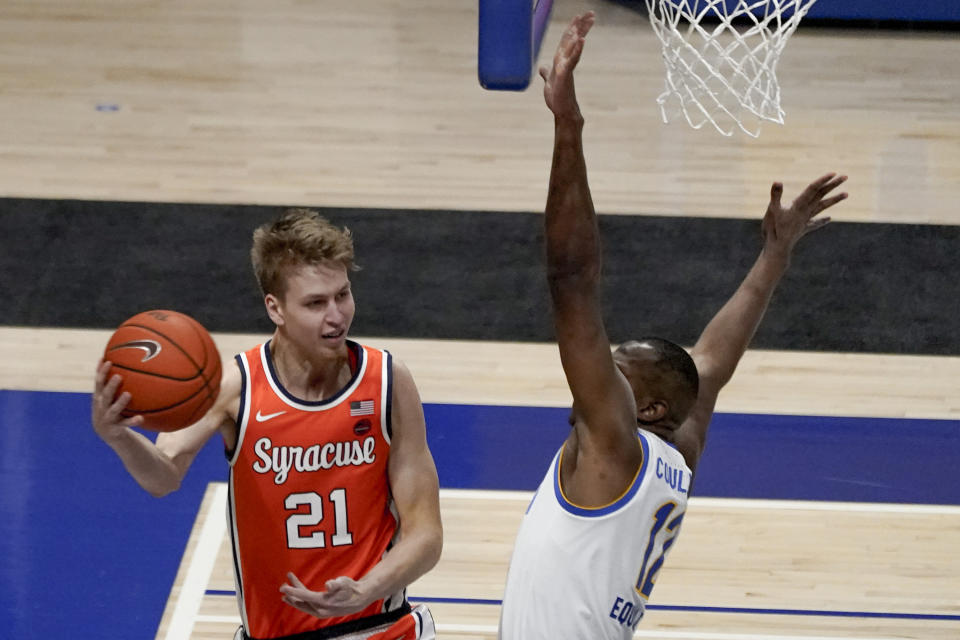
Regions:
[[325, 303, 345, 326]]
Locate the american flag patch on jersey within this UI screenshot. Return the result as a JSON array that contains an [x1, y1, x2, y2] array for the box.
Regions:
[[350, 400, 375, 416]]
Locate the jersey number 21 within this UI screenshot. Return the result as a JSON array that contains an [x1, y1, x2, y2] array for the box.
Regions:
[[284, 489, 354, 549]]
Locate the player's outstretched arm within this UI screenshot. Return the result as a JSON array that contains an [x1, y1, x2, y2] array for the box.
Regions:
[[540, 12, 637, 456], [677, 173, 848, 469], [280, 358, 442, 619], [92, 360, 238, 496]]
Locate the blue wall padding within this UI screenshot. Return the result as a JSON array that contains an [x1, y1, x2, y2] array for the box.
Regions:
[[660, 0, 959, 22], [479, 0, 554, 91], [479, 0, 534, 90], [806, 0, 960, 21]]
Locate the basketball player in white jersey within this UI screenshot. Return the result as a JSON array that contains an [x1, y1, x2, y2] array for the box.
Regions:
[[92, 209, 442, 640], [498, 13, 848, 640]]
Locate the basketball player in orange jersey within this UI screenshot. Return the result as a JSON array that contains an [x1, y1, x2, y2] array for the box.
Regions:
[[499, 13, 849, 639], [91, 209, 442, 640]]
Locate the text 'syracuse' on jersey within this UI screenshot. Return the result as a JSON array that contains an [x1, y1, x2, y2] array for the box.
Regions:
[[228, 340, 405, 639]]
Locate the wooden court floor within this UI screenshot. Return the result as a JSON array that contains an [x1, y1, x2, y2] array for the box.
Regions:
[[1, 0, 959, 639], [156, 485, 960, 640], [0, 0, 958, 224], [2, 328, 958, 639]]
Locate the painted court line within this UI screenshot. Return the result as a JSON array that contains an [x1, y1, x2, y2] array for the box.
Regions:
[[439, 625, 914, 640], [202, 588, 960, 622], [190, 616, 915, 640], [195, 615, 241, 624], [439, 488, 960, 514], [689, 497, 960, 514], [438, 625, 915, 640], [410, 598, 959, 621], [192, 484, 960, 511], [163, 483, 228, 640]]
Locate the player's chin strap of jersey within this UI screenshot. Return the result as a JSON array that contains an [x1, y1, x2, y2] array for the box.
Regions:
[[238, 602, 412, 640]]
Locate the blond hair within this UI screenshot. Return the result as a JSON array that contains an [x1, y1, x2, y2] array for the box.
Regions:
[[251, 208, 356, 298]]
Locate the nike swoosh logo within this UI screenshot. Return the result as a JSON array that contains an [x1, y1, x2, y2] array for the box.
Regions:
[[110, 339, 162, 362], [255, 410, 287, 422]]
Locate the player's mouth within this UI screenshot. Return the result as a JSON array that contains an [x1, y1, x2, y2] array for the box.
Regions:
[[321, 329, 345, 341]]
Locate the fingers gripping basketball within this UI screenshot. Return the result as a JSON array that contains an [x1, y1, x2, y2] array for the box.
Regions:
[[103, 310, 222, 432]]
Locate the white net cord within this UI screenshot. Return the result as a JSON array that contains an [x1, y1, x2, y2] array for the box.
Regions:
[[645, 0, 817, 136]]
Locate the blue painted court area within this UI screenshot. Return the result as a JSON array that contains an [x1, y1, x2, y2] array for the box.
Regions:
[[424, 403, 960, 504], [1, 389, 958, 638], [0, 390, 227, 638]]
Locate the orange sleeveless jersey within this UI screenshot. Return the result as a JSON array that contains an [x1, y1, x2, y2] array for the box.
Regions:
[[228, 340, 404, 639]]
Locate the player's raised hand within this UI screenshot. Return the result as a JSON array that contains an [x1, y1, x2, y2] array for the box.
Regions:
[[762, 172, 848, 259], [92, 360, 143, 442], [539, 12, 595, 120], [280, 572, 370, 619]]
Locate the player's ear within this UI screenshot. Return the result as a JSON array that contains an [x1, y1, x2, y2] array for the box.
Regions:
[[264, 293, 285, 326], [638, 400, 668, 423]]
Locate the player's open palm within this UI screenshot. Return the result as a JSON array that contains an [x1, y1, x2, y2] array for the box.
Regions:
[[280, 572, 370, 619], [762, 172, 848, 256], [539, 12, 594, 119]]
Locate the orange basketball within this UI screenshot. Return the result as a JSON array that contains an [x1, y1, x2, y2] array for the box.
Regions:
[[103, 309, 222, 432]]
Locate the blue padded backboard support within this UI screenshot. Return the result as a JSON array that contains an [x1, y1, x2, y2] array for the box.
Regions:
[[479, 0, 554, 91]]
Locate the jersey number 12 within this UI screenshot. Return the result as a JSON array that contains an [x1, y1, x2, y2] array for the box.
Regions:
[[635, 500, 684, 598]]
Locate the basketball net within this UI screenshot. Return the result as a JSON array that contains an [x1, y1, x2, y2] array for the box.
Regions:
[[645, 0, 817, 137]]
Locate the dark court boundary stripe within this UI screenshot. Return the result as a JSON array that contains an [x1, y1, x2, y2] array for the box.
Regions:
[[202, 591, 960, 621], [3, 197, 959, 355]]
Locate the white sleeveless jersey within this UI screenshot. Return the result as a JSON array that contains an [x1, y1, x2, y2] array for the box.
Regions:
[[499, 430, 692, 640]]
